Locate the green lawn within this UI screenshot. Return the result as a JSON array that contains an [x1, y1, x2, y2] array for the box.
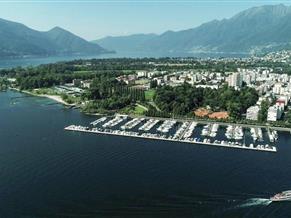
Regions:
[[119, 104, 147, 115], [33, 87, 59, 95], [135, 79, 149, 85], [145, 89, 156, 101], [134, 104, 147, 115]]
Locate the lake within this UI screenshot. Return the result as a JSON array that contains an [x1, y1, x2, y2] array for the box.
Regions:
[[0, 51, 248, 69], [1, 90, 291, 217]]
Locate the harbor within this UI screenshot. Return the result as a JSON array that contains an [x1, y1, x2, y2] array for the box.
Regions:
[[65, 115, 278, 153]]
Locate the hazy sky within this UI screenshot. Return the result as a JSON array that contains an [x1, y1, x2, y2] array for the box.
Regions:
[[0, 0, 291, 40]]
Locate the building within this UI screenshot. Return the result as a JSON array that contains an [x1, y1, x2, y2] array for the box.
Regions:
[[226, 72, 242, 89], [246, 106, 260, 121], [80, 80, 92, 89], [267, 105, 283, 122], [272, 83, 283, 95], [116, 74, 137, 85], [137, 71, 148, 78], [153, 78, 164, 86], [276, 96, 289, 109], [72, 79, 82, 87]]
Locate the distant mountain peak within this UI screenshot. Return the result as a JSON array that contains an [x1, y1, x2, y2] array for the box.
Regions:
[[0, 18, 108, 58], [49, 26, 67, 32], [234, 4, 291, 19], [94, 4, 291, 56]]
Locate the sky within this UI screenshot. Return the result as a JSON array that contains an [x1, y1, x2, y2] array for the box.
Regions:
[[0, 0, 291, 40]]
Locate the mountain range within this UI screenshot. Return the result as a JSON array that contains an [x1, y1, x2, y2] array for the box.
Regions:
[[0, 18, 108, 58], [95, 4, 291, 55]]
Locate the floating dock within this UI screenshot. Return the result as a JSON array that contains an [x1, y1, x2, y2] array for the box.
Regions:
[[90, 117, 107, 126]]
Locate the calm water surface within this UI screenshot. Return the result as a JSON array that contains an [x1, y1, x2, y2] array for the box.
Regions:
[[0, 52, 248, 69], [1, 90, 291, 217]]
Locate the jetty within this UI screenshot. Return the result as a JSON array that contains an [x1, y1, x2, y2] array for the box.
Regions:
[[183, 122, 197, 139], [90, 117, 107, 126]]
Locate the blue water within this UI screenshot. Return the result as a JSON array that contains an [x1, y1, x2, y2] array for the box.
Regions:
[[0, 52, 248, 69], [1, 90, 291, 217], [0, 55, 102, 69]]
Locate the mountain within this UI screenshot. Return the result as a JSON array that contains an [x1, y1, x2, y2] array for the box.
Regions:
[[0, 18, 108, 58], [93, 33, 157, 52], [95, 4, 291, 55]]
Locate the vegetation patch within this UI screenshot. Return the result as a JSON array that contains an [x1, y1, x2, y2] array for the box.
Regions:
[[145, 89, 156, 101]]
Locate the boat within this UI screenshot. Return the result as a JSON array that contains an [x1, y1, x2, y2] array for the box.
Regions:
[[270, 191, 291, 202]]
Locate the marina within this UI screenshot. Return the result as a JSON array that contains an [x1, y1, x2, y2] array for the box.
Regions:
[[157, 120, 176, 133], [138, 119, 160, 131], [121, 118, 145, 130], [65, 116, 278, 153], [102, 115, 127, 128]]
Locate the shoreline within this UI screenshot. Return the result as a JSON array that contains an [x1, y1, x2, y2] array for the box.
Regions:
[[8, 88, 291, 132], [10, 88, 75, 106]]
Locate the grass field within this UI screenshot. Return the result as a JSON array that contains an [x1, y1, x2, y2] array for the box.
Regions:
[[135, 79, 150, 85], [134, 104, 147, 115], [119, 104, 147, 115], [145, 89, 156, 101]]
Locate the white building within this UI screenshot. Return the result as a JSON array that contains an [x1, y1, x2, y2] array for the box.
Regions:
[[227, 72, 242, 89], [246, 106, 260, 121], [272, 83, 283, 95], [80, 80, 92, 89], [267, 105, 283, 122], [137, 71, 148, 78]]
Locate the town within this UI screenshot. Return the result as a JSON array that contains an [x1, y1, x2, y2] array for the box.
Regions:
[[1, 51, 291, 129]]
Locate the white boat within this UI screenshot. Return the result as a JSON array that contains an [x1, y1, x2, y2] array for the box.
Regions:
[[270, 191, 291, 202]]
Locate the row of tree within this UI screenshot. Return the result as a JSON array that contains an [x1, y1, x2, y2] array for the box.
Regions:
[[81, 73, 145, 112]]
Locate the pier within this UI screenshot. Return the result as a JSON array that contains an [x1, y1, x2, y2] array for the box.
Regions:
[[90, 117, 107, 126], [183, 122, 197, 139]]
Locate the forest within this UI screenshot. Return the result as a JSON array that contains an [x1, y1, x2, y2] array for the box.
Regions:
[[153, 83, 259, 119]]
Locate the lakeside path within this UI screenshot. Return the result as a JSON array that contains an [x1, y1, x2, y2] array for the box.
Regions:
[[9, 88, 75, 106]]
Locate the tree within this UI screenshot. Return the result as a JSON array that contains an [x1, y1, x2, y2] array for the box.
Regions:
[[258, 100, 270, 122], [150, 80, 158, 88]]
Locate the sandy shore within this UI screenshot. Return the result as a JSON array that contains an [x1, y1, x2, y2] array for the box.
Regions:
[[38, 94, 74, 106], [10, 88, 75, 106]]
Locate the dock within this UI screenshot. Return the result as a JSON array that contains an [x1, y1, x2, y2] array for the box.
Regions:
[[183, 122, 197, 139], [90, 117, 107, 126]]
